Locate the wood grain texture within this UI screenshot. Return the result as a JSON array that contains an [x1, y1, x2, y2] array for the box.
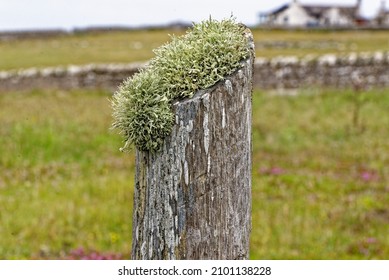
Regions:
[[132, 32, 254, 260]]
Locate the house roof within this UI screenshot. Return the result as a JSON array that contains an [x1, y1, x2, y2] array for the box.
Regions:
[[266, 2, 359, 20], [303, 5, 358, 19], [270, 4, 289, 15]]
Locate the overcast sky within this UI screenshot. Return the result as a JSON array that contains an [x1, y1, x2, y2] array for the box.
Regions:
[[0, 0, 385, 31]]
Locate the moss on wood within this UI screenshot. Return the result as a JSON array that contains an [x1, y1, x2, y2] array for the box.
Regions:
[[111, 18, 250, 153]]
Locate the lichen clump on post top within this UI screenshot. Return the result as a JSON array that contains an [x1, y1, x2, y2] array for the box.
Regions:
[[111, 18, 250, 153]]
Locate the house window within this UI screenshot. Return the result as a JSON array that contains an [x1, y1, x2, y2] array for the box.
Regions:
[[284, 16, 289, 24]]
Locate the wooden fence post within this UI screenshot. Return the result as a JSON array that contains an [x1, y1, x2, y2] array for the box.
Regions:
[[131, 32, 254, 260]]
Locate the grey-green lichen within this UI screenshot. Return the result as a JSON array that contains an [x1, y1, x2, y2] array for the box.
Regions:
[[111, 18, 250, 153]]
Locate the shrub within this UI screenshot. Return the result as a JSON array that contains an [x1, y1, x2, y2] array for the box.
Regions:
[[111, 18, 250, 153]]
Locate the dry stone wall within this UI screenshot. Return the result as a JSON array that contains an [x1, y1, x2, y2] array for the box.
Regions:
[[0, 63, 141, 92], [254, 51, 389, 89], [1, 52, 389, 92]]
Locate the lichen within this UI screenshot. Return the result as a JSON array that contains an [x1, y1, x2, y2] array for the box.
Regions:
[[111, 17, 250, 153]]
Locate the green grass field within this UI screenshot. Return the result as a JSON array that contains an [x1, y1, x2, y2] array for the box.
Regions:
[[1, 28, 389, 70], [0, 90, 134, 259], [1, 88, 388, 259]]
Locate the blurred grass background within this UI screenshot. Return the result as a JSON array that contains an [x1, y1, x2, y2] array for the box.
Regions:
[[0, 90, 133, 259], [0, 28, 389, 259], [1, 29, 389, 70]]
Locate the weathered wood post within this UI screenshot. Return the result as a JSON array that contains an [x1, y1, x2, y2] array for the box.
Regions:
[[131, 30, 254, 259]]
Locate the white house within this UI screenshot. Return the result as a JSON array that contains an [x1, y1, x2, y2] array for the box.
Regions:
[[374, 1, 389, 26], [259, 0, 363, 27]]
